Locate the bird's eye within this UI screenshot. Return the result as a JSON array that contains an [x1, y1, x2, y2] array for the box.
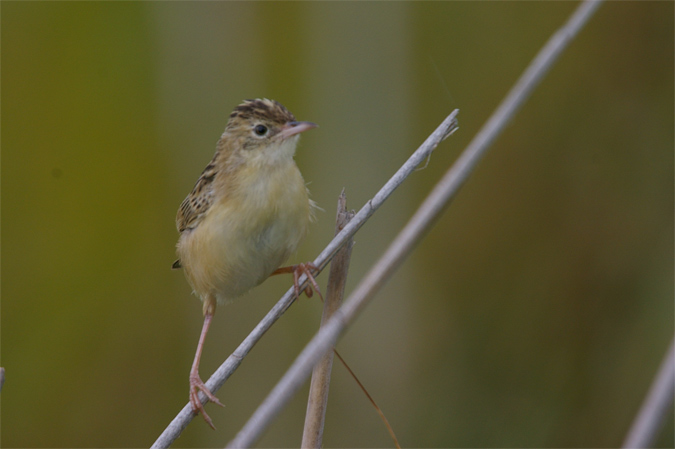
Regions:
[[253, 124, 268, 136]]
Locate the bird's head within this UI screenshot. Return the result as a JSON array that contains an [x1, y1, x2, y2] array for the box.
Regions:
[[221, 99, 317, 165]]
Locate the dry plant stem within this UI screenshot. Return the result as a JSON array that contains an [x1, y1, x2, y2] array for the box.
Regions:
[[151, 113, 458, 448], [301, 191, 355, 449], [622, 336, 675, 449], [226, 2, 603, 447]]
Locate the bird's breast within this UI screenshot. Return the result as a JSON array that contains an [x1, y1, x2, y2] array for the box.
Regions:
[[178, 160, 311, 303]]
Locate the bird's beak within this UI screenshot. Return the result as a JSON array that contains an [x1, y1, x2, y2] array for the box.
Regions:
[[278, 121, 318, 140]]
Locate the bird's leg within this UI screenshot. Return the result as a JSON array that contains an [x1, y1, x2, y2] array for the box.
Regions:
[[271, 262, 322, 300], [189, 312, 224, 430]]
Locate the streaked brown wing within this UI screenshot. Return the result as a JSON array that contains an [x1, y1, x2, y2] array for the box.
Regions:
[[176, 161, 217, 233]]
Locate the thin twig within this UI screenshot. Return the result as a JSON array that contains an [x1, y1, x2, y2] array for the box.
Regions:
[[301, 191, 355, 449], [333, 349, 401, 449], [226, 2, 603, 447], [622, 336, 675, 449], [151, 111, 459, 448]]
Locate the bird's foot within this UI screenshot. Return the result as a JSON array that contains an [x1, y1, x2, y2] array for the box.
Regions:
[[189, 372, 224, 430], [272, 262, 323, 300]]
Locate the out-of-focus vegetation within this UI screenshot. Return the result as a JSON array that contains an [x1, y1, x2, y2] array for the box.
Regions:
[[2, 2, 672, 447]]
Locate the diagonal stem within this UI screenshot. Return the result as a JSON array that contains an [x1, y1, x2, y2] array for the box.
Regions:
[[151, 111, 458, 449], [622, 336, 675, 449], [226, 1, 604, 447]]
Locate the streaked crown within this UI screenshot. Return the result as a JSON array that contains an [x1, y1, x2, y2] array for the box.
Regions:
[[221, 99, 316, 155], [227, 98, 295, 127]]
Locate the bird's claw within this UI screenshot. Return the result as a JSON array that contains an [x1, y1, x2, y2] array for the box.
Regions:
[[273, 262, 322, 300], [189, 373, 223, 430]]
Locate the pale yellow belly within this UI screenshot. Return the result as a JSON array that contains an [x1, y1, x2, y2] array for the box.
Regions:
[[177, 164, 311, 304]]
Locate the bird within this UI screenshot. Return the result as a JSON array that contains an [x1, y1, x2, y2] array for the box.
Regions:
[[173, 98, 319, 428]]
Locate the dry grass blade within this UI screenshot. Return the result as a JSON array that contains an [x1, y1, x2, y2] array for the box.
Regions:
[[333, 349, 401, 449]]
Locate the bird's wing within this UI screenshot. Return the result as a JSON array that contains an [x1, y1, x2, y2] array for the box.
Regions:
[[176, 161, 218, 233]]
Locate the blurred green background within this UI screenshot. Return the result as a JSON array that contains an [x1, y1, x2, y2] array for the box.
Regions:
[[2, 2, 673, 447]]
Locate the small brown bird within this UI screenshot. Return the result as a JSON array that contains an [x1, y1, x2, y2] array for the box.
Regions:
[[174, 99, 319, 428]]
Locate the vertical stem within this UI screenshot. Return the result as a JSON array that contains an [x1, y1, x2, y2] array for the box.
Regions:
[[301, 191, 355, 448]]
